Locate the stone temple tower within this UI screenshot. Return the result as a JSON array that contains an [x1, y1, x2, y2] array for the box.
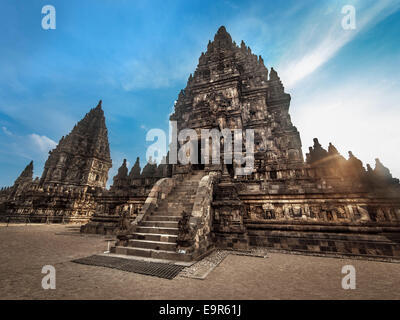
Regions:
[[170, 26, 303, 176], [13, 161, 33, 188], [40, 100, 112, 188]]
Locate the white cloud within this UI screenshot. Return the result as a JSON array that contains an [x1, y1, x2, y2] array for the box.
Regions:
[[229, 16, 272, 54], [120, 56, 196, 91], [0, 132, 58, 184], [29, 134, 57, 153], [2, 126, 12, 136], [291, 76, 400, 179], [278, 0, 400, 89]]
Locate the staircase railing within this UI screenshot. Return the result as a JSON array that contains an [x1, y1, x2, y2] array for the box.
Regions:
[[120, 177, 176, 237], [177, 171, 221, 259]]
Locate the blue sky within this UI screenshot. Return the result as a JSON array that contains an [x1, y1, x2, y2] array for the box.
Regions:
[[0, 0, 399, 187]]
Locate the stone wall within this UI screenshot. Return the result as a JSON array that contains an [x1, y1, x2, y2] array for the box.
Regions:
[[246, 221, 400, 259], [241, 194, 400, 224], [240, 193, 400, 259], [1, 184, 98, 223], [80, 196, 145, 234]]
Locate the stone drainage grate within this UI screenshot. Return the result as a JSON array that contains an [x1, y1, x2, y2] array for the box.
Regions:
[[72, 255, 186, 280]]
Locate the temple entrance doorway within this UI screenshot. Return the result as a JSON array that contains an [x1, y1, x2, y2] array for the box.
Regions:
[[192, 140, 205, 171]]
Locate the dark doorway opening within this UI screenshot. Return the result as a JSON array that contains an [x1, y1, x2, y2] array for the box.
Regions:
[[227, 164, 234, 177], [193, 140, 205, 171]]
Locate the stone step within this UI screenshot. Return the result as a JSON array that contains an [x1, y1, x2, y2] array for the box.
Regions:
[[171, 192, 197, 197], [168, 197, 196, 202], [166, 197, 196, 202], [174, 185, 197, 189], [157, 202, 195, 210], [171, 190, 197, 195], [112, 246, 192, 262], [128, 239, 177, 251], [172, 187, 196, 191], [145, 215, 182, 222], [162, 201, 195, 207], [154, 207, 194, 216], [167, 192, 196, 201], [152, 210, 190, 217], [141, 221, 179, 228], [135, 226, 179, 235], [176, 181, 199, 186], [179, 181, 200, 185], [190, 174, 203, 178], [162, 201, 195, 206], [131, 232, 177, 243]]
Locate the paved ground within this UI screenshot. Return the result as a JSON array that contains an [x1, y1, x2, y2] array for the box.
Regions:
[[0, 224, 400, 300]]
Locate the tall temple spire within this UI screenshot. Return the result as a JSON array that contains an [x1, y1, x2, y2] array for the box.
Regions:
[[40, 100, 112, 188], [112, 159, 129, 189], [128, 157, 141, 179], [170, 26, 303, 168], [14, 161, 33, 187], [142, 157, 157, 177]]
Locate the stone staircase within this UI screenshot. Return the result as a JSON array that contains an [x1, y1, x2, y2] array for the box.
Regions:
[[112, 171, 204, 262]]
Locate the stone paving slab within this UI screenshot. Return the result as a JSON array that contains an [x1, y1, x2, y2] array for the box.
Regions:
[[178, 249, 268, 279], [1, 225, 400, 299]]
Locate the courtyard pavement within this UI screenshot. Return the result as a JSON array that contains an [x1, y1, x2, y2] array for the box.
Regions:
[[0, 224, 399, 300]]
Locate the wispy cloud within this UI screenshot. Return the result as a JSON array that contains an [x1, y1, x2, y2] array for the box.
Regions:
[[0, 131, 58, 181], [1, 126, 12, 136], [278, 0, 400, 89], [229, 16, 272, 54], [29, 134, 57, 153], [120, 56, 196, 91], [292, 74, 400, 179]]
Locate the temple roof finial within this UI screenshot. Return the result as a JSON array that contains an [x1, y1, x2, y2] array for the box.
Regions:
[[212, 26, 233, 48], [217, 25, 227, 34]]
